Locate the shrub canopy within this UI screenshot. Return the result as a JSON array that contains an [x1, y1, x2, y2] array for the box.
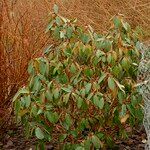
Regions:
[[13, 6, 143, 149]]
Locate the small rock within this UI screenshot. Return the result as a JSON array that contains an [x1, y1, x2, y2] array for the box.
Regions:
[[142, 139, 147, 144]]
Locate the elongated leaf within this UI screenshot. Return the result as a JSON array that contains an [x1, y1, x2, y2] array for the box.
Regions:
[[98, 73, 107, 84], [70, 63, 77, 74], [84, 138, 91, 150], [45, 90, 53, 101], [108, 77, 116, 90], [63, 93, 70, 104], [55, 16, 61, 25], [46, 111, 59, 123], [91, 135, 101, 149], [53, 88, 59, 99], [66, 27, 73, 39], [25, 95, 31, 108], [120, 104, 127, 117], [107, 53, 112, 64], [59, 134, 67, 142], [45, 21, 54, 33], [13, 88, 29, 102], [31, 105, 38, 116], [127, 104, 135, 117], [85, 83, 92, 94], [15, 100, 21, 115], [75, 146, 85, 150], [35, 127, 44, 140], [77, 97, 83, 109], [64, 114, 72, 130], [113, 17, 121, 28], [93, 95, 104, 109], [87, 92, 94, 100], [61, 87, 72, 93]]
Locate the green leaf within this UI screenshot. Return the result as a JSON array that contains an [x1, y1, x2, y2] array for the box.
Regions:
[[70, 63, 77, 73], [120, 104, 127, 117], [61, 87, 72, 93], [64, 114, 72, 130], [84, 138, 91, 150], [53, 4, 59, 14], [63, 93, 70, 104], [66, 27, 73, 39], [25, 95, 31, 108], [87, 92, 94, 100], [59, 134, 67, 142], [81, 34, 90, 44], [31, 105, 38, 116], [45, 21, 54, 33], [96, 50, 105, 57], [121, 57, 130, 71], [112, 65, 123, 78], [46, 111, 59, 123], [53, 27, 60, 39], [131, 95, 138, 106], [15, 100, 21, 115], [93, 95, 104, 109], [37, 109, 43, 115], [84, 68, 93, 77], [97, 132, 104, 140], [91, 135, 101, 149], [113, 17, 121, 28], [127, 104, 135, 117], [98, 73, 107, 84], [77, 97, 83, 109], [85, 83, 92, 94], [39, 63, 46, 76], [28, 61, 35, 75], [75, 146, 85, 150], [108, 77, 116, 90], [35, 127, 44, 140], [118, 91, 125, 104], [32, 76, 41, 93], [107, 53, 112, 64], [59, 74, 68, 84], [53, 88, 59, 99], [55, 16, 61, 25], [45, 90, 53, 101], [13, 88, 29, 102], [70, 130, 78, 138]]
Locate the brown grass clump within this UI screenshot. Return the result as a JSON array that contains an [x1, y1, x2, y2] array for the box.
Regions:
[[55, 0, 150, 41], [0, 0, 50, 131], [0, 0, 149, 132]]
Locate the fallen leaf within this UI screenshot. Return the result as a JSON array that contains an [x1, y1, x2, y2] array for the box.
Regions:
[[120, 114, 129, 123]]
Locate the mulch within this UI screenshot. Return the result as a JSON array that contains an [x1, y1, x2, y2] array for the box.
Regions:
[[0, 125, 147, 150]]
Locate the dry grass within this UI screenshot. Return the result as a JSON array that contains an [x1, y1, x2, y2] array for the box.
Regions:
[[56, 0, 150, 41], [0, 0, 149, 130], [0, 0, 51, 130]]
